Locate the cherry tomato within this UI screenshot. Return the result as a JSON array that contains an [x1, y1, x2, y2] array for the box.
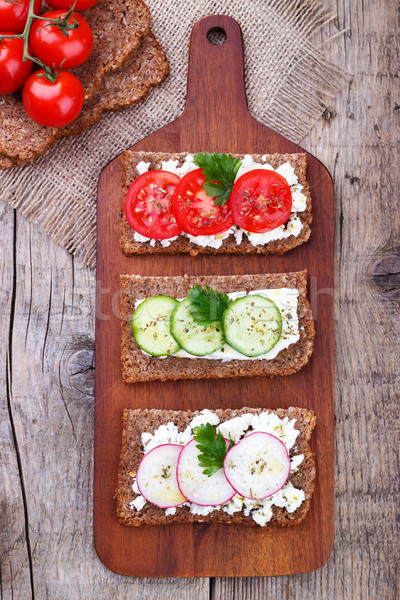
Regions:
[[230, 170, 292, 233], [0, 34, 32, 94], [45, 0, 98, 10], [172, 169, 234, 236], [29, 10, 93, 69], [22, 70, 84, 127], [125, 171, 182, 239], [0, 0, 41, 34]]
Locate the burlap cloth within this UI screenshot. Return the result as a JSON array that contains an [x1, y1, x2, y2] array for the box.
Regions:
[[0, 0, 347, 269]]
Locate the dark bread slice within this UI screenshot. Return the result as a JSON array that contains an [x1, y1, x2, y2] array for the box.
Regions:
[[115, 406, 317, 527], [0, 31, 167, 168], [120, 152, 312, 255], [70, 0, 151, 103], [63, 32, 168, 136], [0, 94, 59, 165], [120, 271, 315, 383], [0, 0, 151, 166]]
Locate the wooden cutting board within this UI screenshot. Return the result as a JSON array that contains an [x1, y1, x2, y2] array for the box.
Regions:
[[94, 15, 334, 578]]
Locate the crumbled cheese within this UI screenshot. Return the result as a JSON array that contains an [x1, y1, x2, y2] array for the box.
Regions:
[[218, 414, 254, 443], [141, 422, 192, 453], [249, 413, 300, 450], [186, 227, 235, 249], [235, 154, 274, 179], [189, 504, 216, 516], [130, 410, 307, 526], [160, 236, 178, 247], [165, 507, 177, 516], [130, 495, 147, 511], [132, 231, 177, 248], [290, 454, 304, 472], [132, 231, 156, 247], [275, 162, 299, 187], [222, 494, 244, 514], [280, 482, 306, 512], [190, 409, 220, 429], [244, 215, 303, 246], [218, 412, 300, 450], [136, 161, 150, 175], [234, 228, 244, 244], [291, 184, 307, 212], [160, 155, 197, 177], [251, 503, 274, 527]]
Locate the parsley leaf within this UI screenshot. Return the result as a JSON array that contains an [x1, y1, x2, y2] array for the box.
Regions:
[[193, 423, 234, 477], [194, 152, 242, 205], [188, 285, 232, 326]]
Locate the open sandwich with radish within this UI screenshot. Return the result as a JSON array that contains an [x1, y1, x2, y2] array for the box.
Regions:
[[115, 407, 316, 527], [120, 151, 312, 255], [120, 271, 314, 383]]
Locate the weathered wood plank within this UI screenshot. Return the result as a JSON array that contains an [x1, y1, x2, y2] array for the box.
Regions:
[[0, 204, 209, 598], [0, 206, 34, 600]]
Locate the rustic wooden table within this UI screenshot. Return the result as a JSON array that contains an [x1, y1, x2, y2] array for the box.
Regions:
[[1, 0, 398, 598]]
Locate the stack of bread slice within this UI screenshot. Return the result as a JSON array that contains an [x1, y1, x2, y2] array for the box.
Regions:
[[0, 0, 169, 168]]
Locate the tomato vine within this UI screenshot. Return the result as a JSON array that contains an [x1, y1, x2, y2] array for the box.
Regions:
[[0, 0, 78, 81]]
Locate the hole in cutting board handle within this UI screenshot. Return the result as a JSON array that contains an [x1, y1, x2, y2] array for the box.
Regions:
[[207, 27, 227, 45]]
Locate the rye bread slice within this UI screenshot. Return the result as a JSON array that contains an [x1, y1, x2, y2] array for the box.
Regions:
[[63, 32, 168, 136], [120, 271, 315, 383], [70, 0, 151, 103], [0, 0, 151, 166], [0, 32, 167, 168], [120, 152, 312, 255], [115, 406, 317, 527]]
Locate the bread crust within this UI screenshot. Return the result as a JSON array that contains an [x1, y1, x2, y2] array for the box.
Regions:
[[120, 151, 312, 255], [115, 406, 317, 527], [120, 271, 315, 383]]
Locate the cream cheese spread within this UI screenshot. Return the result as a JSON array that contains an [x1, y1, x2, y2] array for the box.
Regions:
[[134, 287, 300, 362], [131, 154, 308, 248], [129, 409, 306, 526]]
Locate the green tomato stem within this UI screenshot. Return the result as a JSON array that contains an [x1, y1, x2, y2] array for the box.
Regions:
[[0, 0, 78, 79]]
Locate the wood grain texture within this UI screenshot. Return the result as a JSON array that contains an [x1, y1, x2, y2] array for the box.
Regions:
[[95, 15, 334, 577], [0, 0, 399, 597]]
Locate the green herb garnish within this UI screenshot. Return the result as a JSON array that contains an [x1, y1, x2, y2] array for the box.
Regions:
[[188, 285, 232, 326], [193, 152, 242, 205], [193, 423, 234, 477]]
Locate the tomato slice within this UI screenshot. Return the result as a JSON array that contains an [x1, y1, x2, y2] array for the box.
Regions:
[[124, 170, 182, 239], [172, 169, 234, 236], [230, 169, 292, 233]]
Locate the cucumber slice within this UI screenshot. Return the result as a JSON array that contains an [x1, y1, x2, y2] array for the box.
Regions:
[[222, 295, 282, 357], [170, 299, 225, 356], [131, 296, 181, 356]]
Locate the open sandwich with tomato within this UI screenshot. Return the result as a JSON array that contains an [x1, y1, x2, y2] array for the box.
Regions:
[[120, 271, 315, 383], [121, 151, 312, 255]]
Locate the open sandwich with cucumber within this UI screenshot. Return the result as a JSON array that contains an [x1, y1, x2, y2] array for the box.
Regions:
[[120, 271, 315, 383], [115, 407, 317, 527], [120, 150, 312, 255]]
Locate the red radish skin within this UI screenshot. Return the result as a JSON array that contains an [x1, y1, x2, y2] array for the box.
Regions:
[[136, 444, 187, 509], [223, 432, 290, 500], [177, 438, 235, 506]]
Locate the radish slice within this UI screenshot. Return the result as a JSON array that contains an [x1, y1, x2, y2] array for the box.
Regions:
[[223, 432, 290, 500], [136, 444, 187, 508], [177, 439, 235, 506]]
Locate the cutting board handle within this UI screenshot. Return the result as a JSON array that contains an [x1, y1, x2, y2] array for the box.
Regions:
[[184, 15, 250, 124]]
